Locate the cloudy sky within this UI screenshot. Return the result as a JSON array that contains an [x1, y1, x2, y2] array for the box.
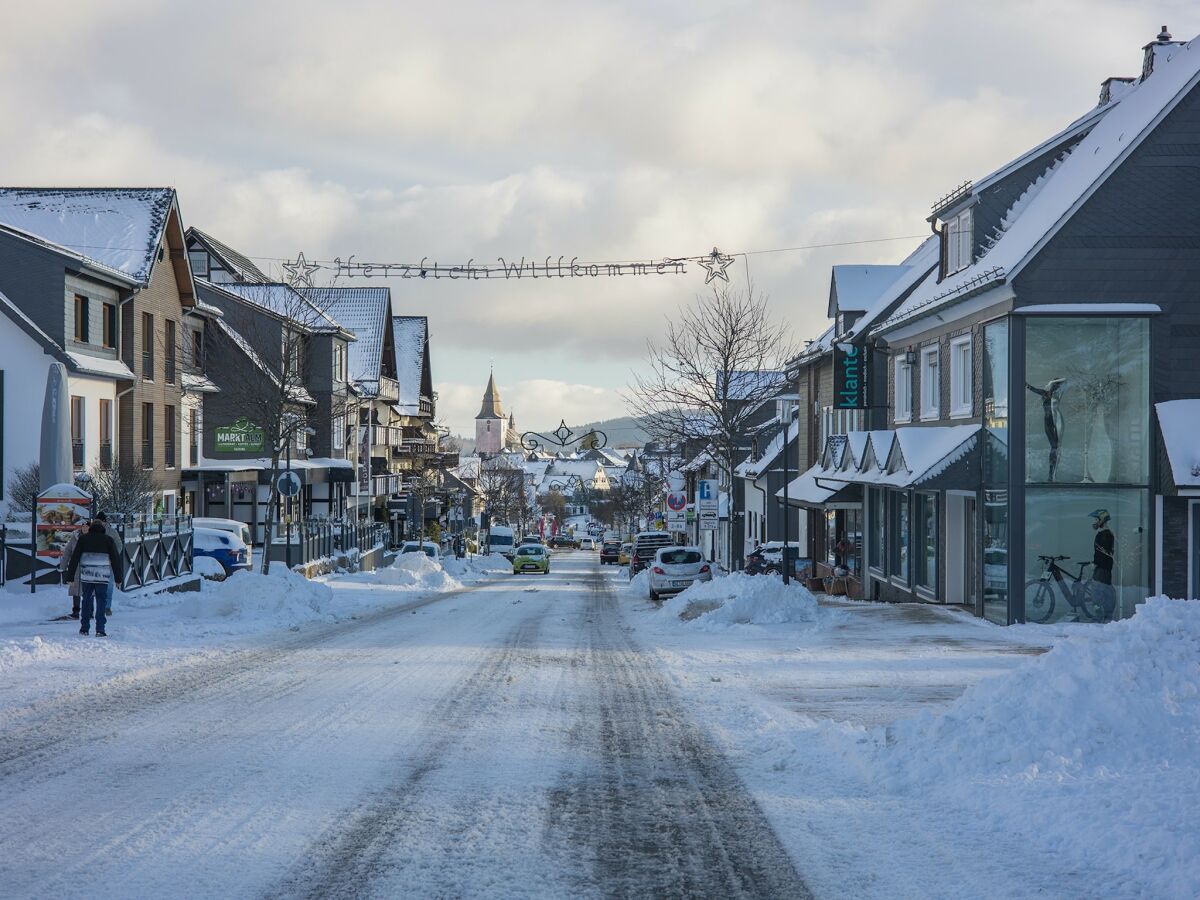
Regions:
[[2, 1, 1191, 433]]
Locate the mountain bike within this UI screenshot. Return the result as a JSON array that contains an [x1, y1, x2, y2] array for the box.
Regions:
[[1024, 555, 1113, 623]]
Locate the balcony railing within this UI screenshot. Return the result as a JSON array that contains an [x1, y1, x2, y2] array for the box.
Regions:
[[142, 440, 154, 469], [165, 352, 176, 384], [98, 441, 113, 470], [371, 473, 401, 496], [371, 425, 404, 448], [189, 443, 198, 466], [165, 440, 176, 469], [142, 350, 154, 379], [377, 376, 400, 404], [419, 397, 434, 417], [72, 440, 84, 470]]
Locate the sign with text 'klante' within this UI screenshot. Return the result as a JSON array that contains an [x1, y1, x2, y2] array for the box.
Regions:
[[833, 342, 868, 410]]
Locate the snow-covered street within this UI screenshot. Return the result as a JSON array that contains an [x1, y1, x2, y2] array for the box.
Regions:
[[0, 553, 1195, 898]]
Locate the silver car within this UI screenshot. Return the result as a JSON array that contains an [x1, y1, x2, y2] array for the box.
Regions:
[[648, 546, 712, 601]]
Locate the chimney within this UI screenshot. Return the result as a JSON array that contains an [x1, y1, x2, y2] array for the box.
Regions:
[[1141, 25, 1184, 81]]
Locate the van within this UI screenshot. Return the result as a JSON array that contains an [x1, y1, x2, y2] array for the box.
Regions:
[[487, 525, 517, 560], [631, 531, 673, 576]]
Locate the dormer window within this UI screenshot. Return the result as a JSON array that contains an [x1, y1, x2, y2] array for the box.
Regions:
[[944, 208, 973, 276]]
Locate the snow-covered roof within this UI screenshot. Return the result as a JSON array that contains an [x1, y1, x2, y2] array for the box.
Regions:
[[827, 425, 979, 488], [829, 264, 911, 317], [187, 228, 268, 282], [66, 352, 135, 381], [391, 316, 429, 414], [304, 287, 391, 387], [717, 370, 786, 401], [735, 419, 799, 479], [0, 188, 174, 284], [1156, 400, 1200, 489], [793, 324, 836, 363], [878, 37, 1200, 334], [217, 283, 349, 335], [181, 372, 220, 393], [777, 464, 838, 506]]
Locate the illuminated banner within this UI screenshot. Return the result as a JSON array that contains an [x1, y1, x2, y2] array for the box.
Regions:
[[833, 342, 868, 410]]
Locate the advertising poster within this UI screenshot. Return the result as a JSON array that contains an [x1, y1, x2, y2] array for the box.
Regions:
[[35, 483, 93, 560]]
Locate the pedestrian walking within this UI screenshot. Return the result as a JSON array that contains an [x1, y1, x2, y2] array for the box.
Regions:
[[65, 518, 124, 637], [95, 512, 122, 615], [58, 527, 83, 618]]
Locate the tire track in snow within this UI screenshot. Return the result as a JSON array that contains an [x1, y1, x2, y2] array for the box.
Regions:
[[545, 569, 812, 899], [266, 601, 554, 900]]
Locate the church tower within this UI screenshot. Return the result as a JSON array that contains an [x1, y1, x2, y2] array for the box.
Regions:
[[475, 371, 505, 456]]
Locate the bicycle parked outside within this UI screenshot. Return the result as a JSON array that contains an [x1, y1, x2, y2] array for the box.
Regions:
[[1024, 554, 1115, 623]]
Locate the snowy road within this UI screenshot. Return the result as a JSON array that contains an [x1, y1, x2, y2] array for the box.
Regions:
[[0, 553, 808, 899]]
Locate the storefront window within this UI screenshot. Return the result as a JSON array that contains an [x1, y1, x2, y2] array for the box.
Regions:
[[982, 319, 1009, 623], [890, 491, 909, 582], [825, 510, 838, 567], [845, 509, 862, 576], [1023, 487, 1149, 623], [1024, 317, 1149, 485], [915, 493, 937, 591], [869, 489, 884, 570]]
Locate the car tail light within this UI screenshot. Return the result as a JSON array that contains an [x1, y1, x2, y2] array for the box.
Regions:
[[651, 566, 665, 575], [699, 564, 710, 573]]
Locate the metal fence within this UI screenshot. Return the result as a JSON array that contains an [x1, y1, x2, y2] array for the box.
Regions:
[[267, 518, 389, 568]]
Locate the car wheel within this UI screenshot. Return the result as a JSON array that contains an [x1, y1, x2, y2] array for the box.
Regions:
[[649, 589, 659, 602]]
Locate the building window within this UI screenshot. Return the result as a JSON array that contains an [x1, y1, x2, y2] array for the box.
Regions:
[[915, 493, 938, 592], [191, 329, 204, 369], [333, 414, 345, 451], [142, 402, 154, 468], [165, 320, 176, 384], [165, 405, 176, 469], [894, 356, 912, 423], [920, 346, 940, 420], [70, 395, 84, 470], [944, 208, 973, 276], [99, 399, 112, 469], [188, 250, 209, 277], [982, 318, 1009, 624], [950, 334, 973, 418], [189, 408, 199, 466], [73, 295, 88, 343], [142, 312, 154, 380], [333, 342, 347, 383], [889, 490, 910, 582], [102, 303, 116, 349], [868, 488, 884, 570]]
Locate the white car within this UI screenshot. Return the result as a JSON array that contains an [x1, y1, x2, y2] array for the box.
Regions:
[[579, 537, 596, 550], [192, 516, 253, 548], [400, 540, 440, 559], [648, 546, 712, 601]]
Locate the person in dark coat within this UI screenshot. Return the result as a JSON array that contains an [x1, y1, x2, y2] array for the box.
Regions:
[[65, 520, 124, 637]]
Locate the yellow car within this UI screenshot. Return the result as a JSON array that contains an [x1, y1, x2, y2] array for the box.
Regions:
[[618, 543, 631, 566], [512, 544, 550, 575]]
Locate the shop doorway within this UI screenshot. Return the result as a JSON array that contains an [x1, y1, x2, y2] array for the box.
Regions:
[[946, 493, 977, 606]]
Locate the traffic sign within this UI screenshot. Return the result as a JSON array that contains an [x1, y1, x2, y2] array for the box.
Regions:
[[277, 471, 302, 497], [698, 479, 719, 516], [666, 491, 687, 512]]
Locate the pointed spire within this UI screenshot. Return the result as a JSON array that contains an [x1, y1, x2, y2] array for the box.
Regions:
[[477, 371, 504, 419]]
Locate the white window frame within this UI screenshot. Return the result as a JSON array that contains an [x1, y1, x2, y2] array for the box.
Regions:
[[333, 414, 345, 451], [920, 346, 940, 421], [188, 250, 209, 277], [944, 208, 973, 275], [894, 356, 912, 423], [949, 334, 973, 418]]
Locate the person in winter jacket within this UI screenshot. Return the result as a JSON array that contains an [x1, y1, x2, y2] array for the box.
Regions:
[[95, 512, 121, 615], [58, 528, 84, 618], [65, 520, 124, 637]]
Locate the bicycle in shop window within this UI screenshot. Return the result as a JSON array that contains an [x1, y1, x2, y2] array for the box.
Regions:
[[1024, 555, 1115, 623]]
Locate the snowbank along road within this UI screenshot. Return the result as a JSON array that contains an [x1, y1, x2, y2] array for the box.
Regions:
[[0, 552, 809, 899]]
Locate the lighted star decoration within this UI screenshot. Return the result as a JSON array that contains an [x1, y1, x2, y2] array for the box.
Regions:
[[699, 247, 735, 283], [282, 252, 321, 288]]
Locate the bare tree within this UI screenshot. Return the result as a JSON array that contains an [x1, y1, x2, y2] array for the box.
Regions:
[[87, 461, 158, 518], [626, 283, 796, 561], [4, 462, 40, 519], [477, 460, 527, 530]]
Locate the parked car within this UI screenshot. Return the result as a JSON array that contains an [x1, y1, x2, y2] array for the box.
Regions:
[[618, 543, 631, 566], [579, 537, 597, 550], [600, 540, 622, 564], [512, 544, 550, 575], [400, 541, 440, 559], [193, 525, 251, 576], [648, 546, 712, 601], [630, 531, 673, 577], [745, 542, 805, 576], [549, 535, 576, 550], [192, 516, 253, 549]]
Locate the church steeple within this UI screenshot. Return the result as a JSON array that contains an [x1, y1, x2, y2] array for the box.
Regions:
[[477, 370, 504, 419]]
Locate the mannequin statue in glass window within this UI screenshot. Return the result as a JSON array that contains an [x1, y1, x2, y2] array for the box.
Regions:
[[1026, 378, 1067, 481]]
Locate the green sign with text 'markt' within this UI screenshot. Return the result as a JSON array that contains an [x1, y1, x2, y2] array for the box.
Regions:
[[215, 417, 265, 453]]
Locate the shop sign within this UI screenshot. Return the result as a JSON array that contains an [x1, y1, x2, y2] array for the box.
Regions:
[[215, 417, 265, 452], [833, 342, 868, 410], [35, 483, 92, 560]]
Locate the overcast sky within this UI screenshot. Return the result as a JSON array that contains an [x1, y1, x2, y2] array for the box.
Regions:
[[2, 1, 1192, 434]]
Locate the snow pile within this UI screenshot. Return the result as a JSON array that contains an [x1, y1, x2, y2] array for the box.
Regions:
[[443, 555, 511, 581], [0, 636, 75, 676], [175, 568, 334, 626], [660, 573, 822, 630], [192, 556, 227, 580], [879, 597, 1200, 898], [375, 552, 463, 592], [626, 569, 650, 595]]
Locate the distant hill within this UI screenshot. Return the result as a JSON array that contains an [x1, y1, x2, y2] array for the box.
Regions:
[[453, 415, 649, 456]]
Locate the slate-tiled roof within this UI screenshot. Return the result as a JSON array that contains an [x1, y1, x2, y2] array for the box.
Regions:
[[218, 283, 346, 334], [0, 188, 174, 284], [188, 228, 268, 282], [303, 287, 391, 386], [878, 36, 1200, 333], [392, 315, 429, 414]]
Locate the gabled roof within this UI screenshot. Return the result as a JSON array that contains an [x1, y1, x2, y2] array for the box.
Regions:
[[392, 315, 431, 415], [717, 370, 786, 401], [0, 188, 174, 285], [0, 288, 70, 365], [214, 282, 350, 336], [187, 228, 268, 282], [878, 36, 1200, 334], [735, 419, 799, 479], [303, 287, 391, 386], [215, 318, 316, 405], [828, 265, 911, 317], [0, 288, 136, 379]]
